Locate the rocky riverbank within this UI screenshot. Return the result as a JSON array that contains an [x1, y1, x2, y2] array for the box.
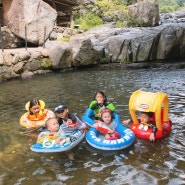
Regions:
[[1, 21, 185, 83]]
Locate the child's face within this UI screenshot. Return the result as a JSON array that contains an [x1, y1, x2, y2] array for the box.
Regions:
[[56, 108, 68, 119], [29, 104, 40, 114], [140, 113, 150, 123], [47, 120, 59, 132], [101, 112, 112, 124], [95, 93, 104, 104]]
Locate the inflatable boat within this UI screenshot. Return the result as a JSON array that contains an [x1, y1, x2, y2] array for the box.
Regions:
[[128, 90, 172, 140], [30, 129, 85, 153], [82, 109, 135, 150]]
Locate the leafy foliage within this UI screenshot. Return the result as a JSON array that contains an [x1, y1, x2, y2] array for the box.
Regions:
[[75, 13, 103, 31], [94, 0, 142, 27], [148, 0, 185, 12], [74, 0, 185, 30]]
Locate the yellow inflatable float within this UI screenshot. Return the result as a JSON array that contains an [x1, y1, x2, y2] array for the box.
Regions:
[[20, 100, 55, 129], [129, 90, 172, 139]]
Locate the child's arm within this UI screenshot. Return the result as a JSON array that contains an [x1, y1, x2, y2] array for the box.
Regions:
[[92, 122, 99, 128], [149, 133, 155, 141], [108, 121, 117, 133], [89, 100, 99, 110], [36, 135, 41, 143], [55, 128, 65, 145], [96, 122, 111, 133], [149, 122, 157, 141], [122, 118, 132, 125], [106, 102, 116, 111], [36, 132, 46, 143]]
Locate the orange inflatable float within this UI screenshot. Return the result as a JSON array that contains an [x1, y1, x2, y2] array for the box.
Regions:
[[129, 90, 172, 139], [20, 100, 55, 129]]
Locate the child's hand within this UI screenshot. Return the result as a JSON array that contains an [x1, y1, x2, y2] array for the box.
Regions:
[[108, 130, 113, 134], [55, 137, 61, 145], [149, 133, 155, 141], [67, 119, 73, 125], [92, 123, 98, 128], [122, 119, 131, 125]]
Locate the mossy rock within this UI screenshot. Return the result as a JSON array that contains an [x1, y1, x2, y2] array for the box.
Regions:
[[40, 58, 52, 68]]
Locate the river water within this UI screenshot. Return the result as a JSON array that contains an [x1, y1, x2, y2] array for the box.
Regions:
[[0, 67, 185, 185]]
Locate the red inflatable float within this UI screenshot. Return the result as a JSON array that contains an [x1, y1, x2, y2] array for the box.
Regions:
[[128, 90, 172, 140]]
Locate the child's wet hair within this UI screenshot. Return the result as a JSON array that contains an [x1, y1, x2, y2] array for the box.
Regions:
[[29, 98, 40, 109], [94, 91, 107, 102], [100, 108, 114, 121], [141, 111, 153, 118]]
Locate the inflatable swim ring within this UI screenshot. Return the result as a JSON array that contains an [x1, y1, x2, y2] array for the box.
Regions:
[[128, 90, 172, 140], [82, 108, 135, 150], [30, 129, 85, 153], [20, 100, 55, 129]]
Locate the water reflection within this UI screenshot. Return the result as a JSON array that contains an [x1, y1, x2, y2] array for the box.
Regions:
[[0, 67, 185, 184]]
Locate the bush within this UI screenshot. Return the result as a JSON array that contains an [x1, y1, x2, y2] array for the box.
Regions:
[[160, 6, 175, 13], [75, 13, 103, 31], [57, 37, 70, 42]]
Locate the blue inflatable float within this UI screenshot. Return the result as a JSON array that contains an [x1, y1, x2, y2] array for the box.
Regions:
[[82, 108, 135, 150], [30, 129, 85, 153]]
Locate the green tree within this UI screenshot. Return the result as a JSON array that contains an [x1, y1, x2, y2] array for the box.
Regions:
[[75, 13, 103, 31]]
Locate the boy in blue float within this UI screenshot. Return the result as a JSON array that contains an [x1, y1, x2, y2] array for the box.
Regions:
[[89, 91, 116, 120], [54, 103, 86, 132]]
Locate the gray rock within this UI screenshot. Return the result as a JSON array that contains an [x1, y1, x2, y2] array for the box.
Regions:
[[127, 1, 159, 27], [21, 70, 34, 79], [12, 54, 20, 65], [19, 50, 30, 61], [7, 0, 57, 45], [13, 62, 24, 74], [0, 65, 18, 82], [45, 41, 72, 69]]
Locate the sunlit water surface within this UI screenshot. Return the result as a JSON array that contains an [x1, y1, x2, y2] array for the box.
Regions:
[[0, 67, 185, 185]]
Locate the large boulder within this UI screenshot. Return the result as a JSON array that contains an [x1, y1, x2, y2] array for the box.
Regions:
[[0, 26, 23, 49], [104, 23, 185, 63], [69, 22, 185, 64], [127, 1, 159, 27], [0, 65, 18, 82], [45, 41, 72, 69], [70, 24, 119, 66], [7, 0, 57, 45]]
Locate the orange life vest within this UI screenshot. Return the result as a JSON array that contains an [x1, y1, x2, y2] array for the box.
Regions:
[[27, 109, 48, 121]]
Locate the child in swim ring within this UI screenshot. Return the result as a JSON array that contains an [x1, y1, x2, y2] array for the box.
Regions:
[[93, 108, 120, 140], [122, 111, 157, 141], [37, 118, 65, 144], [54, 103, 86, 131], [37, 118, 74, 160], [89, 91, 116, 120], [20, 98, 55, 129]]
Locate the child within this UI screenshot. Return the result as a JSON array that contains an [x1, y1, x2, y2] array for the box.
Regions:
[[37, 118, 74, 160], [54, 103, 86, 131], [122, 112, 157, 141], [37, 118, 65, 145], [93, 108, 120, 140], [89, 91, 116, 120], [20, 98, 55, 129]]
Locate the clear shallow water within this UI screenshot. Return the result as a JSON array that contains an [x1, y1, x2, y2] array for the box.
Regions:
[[0, 67, 185, 185]]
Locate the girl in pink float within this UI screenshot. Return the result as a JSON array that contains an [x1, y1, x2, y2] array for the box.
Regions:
[[93, 108, 120, 140]]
